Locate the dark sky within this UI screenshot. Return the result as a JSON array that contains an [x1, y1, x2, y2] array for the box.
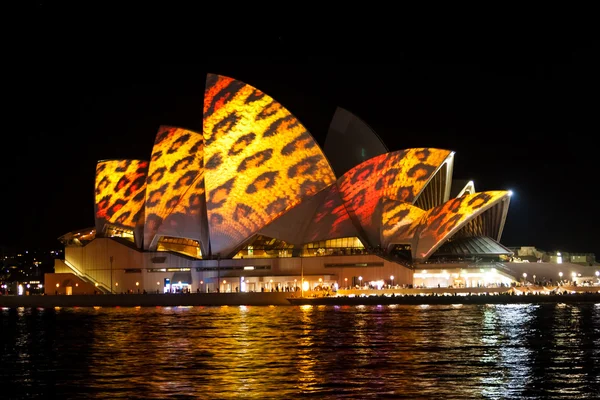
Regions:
[[3, 26, 597, 258]]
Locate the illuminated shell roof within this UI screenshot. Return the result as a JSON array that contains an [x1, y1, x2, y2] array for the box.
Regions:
[[202, 74, 336, 256], [143, 126, 208, 254], [94, 159, 148, 232], [89, 74, 510, 262], [336, 148, 453, 246]]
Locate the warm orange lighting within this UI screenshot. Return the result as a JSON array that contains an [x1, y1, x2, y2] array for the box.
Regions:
[[143, 126, 206, 248], [135, 282, 139, 286], [156, 281, 160, 285], [203, 74, 336, 256], [56, 283, 59, 288], [115, 282, 119, 286], [338, 148, 451, 244], [95, 160, 148, 230], [415, 191, 510, 259]]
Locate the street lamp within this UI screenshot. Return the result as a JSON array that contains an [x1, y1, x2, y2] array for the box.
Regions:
[[533, 275, 536, 284], [109, 255, 114, 294], [390, 275, 394, 287], [559, 272, 563, 279], [358, 276, 363, 288], [344, 277, 348, 289]]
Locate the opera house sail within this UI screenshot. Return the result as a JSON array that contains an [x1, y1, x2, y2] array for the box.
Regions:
[[51, 73, 513, 295]]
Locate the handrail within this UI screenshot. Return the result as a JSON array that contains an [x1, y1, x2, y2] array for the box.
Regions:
[[62, 259, 112, 294]]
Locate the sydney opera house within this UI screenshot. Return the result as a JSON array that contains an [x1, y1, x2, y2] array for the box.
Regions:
[[49, 73, 521, 295]]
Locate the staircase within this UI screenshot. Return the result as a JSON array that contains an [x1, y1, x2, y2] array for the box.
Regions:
[[61, 259, 112, 294]]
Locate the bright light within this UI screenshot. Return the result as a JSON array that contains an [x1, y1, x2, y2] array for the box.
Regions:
[[595, 271, 599, 277], [523, 273, 527, 278], [302, 280, 309, 291], [390, 275, 394, 281], [18, 285, 23, 295], [559, 272, 563, 278], [56, 283, 59, 288], [571, 272, 577, 278], [135, 282, 139, 286], [508, 190, 513, 196], [358, 276, 363, 281]]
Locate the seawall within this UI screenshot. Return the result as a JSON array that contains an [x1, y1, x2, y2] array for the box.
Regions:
[[288, 293, 600, 306], [0, 292, 293, 308]]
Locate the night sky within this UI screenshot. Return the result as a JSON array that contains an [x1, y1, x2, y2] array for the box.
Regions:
[[3, 31, 597, 258]]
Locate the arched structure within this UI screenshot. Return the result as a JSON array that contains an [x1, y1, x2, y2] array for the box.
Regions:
[[94, 159, 148, 248], [336, 148, 453, 247], [202, 74, 336, 257], [57, 72, 516, 296], [143, 126, 209, 255], [323, 107, 388, 177], [413, 191, 511, 261]]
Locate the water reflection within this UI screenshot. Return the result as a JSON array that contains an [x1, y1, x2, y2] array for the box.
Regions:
[[1, 304, 599, 399]]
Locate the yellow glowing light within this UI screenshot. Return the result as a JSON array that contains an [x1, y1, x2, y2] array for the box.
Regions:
[[302, 280, 309, 291], [95, 160, 148, 230], [338, 148, 452, 244], [143, 126, 206, 248], [416, 191, 510, 259], [203, 74, 336, 256]]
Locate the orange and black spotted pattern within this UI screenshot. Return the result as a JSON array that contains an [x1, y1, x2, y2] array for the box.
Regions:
[[303, 184, 359, 243], [143, 126, 206, 248], [203, 74, 336, 256], [95, 160, 148, 231], [415, 191, 509, 258], [380, 200, 427, 248], [337, 148, 452, 245]]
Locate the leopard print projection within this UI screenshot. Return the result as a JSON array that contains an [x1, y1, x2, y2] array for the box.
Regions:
[[380, 200, 427, 251], [95, 160, 148, 236], [415, 191, 510, 260], [143, 126, 208, 252], [302, 184, 360, 244], [203, 74, 336, 257], [337, 148, 452, 246]]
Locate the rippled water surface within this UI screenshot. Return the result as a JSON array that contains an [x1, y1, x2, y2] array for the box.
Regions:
[[1, 303, 600, 399]]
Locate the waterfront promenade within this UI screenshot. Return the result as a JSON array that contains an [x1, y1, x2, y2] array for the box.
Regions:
[[1, 284, 599, 308]]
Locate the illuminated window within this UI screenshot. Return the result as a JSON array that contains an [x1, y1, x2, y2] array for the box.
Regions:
[[233, 235, 293, 259], [105, 225, 134, 241], [157, 237, 202, 259], [302, 237, 365, 256]]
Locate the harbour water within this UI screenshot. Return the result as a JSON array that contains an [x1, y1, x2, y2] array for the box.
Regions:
[[1, 303, 599, 399]]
